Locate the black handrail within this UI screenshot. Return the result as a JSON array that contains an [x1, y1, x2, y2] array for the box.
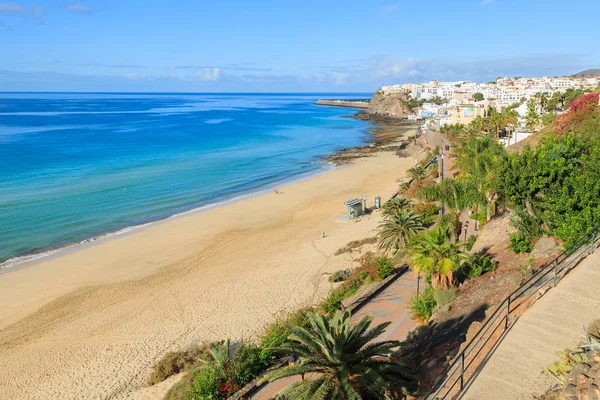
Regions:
[[425, 224, 599, 399]]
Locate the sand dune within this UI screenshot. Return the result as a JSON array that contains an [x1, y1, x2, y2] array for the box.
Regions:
[[0, 139, 421, 399]]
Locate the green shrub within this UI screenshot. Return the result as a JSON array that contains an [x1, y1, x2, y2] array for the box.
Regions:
[[470, 210, 487, 227], [465, 235, 477, 251], [510, 209, 543, 239], [322, 286, 347, 314], [433, 288, 457, 312], [408, 287, 437, 323], [261, 309, 310, 358], [413, 202, 440, 227], [461, 254, 497, 279], [190, 364, 221, 399], [509, 232, 532, 254], [148, 344, 211, 385], [373, 256, 394, 279], [322, 259, 392, 315], [328, 269, 350, 282], [189, 342, 270, 399], [228, 343, 269, 386]]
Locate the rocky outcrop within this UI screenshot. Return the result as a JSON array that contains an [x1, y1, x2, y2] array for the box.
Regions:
[[357, 91, 412, 121], [555, 351, 600, 400]]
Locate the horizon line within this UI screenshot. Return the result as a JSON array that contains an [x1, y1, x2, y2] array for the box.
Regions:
[[0, 91, 375, 95]]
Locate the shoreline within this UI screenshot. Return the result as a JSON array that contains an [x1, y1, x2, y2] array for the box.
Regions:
[[0, 163, 339, 274], [0, 111, 414, 273]]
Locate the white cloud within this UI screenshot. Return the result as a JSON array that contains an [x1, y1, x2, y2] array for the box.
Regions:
[[62, 3, 92, 14], [0, 2, 45, 15], [330, 71, 350, 85], [196, 68, 220, 81], [481, 0, 494, 5], [361, 54, 587, 83], [0, 3, 25, 13], [384, 3, 400, 12]]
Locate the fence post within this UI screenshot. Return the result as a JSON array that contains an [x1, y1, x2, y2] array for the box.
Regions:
[[505, 297, 510, 329], [553, 259, 558, 287], [590, 230, 597, 255], [460, 352, 465, 390]]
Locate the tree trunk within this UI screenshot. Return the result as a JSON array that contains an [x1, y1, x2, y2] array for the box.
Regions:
[[525, 198, 537, 218]]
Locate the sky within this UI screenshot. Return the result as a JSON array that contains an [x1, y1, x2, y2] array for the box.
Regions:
[[1, 0, 599, 92]]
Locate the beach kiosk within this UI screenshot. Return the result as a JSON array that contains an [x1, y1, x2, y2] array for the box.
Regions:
[[344, 191, 367, 220]]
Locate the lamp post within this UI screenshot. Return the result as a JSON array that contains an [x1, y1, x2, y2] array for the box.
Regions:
[[439, 151, 445, 216]]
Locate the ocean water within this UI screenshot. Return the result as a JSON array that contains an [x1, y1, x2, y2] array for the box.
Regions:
[[0, 93, 373, 267]]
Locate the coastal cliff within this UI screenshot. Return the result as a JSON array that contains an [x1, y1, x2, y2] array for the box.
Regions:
[[316, 91, 412, 123], [357, 91, 411, 121]]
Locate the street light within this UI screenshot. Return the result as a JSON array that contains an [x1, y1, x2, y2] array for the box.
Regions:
[[439, 151, 445, 215]]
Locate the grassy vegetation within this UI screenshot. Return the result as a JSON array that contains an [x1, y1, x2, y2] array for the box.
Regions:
[[408, 287, 436, 323], [334, 236, 377, 255], [149, 345, 211, 385], [322, 255, 396, 314], [459, 254, 497, 280], [509, 232, 532, 254]]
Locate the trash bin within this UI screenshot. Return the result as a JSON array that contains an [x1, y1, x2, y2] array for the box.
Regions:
[[375, 195, 381, 209]]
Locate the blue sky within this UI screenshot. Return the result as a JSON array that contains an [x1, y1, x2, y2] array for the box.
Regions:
[[1, 0, 599, 92]]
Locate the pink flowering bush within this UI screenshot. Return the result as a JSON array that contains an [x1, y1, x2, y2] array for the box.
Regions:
[[553, 93, 599, 135]]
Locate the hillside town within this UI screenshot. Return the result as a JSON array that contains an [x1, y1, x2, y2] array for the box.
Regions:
[[382, 75, 600, 146]]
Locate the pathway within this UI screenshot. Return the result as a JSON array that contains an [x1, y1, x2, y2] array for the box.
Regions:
[[251, 272, 419, 399], [461, 250, 600, 399]]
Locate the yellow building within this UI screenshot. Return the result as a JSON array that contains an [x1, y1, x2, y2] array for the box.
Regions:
[[450, 102, 488, 125]]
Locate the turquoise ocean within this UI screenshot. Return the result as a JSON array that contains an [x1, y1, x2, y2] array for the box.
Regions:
[[0, 93, 373, 268]]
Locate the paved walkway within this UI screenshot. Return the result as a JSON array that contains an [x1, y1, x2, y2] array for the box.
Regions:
[[462, 250, 600, 399], [252, 272, 419, 399]]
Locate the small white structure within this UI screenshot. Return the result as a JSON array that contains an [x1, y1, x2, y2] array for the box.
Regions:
[[344, 191, 367, 219], [500, 131, 532, 147]]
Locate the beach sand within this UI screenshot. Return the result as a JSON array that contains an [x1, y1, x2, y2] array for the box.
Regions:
[[0, 131, 422, 400]]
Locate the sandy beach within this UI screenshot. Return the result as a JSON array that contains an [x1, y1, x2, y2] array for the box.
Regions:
[[0, 127, 421, 400]]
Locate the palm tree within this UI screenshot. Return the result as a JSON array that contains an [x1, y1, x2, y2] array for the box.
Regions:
[[458, 124, 484, 142], [406, 165, 428, 181], [453, 136, 505, 222], [259, 310, 417, 399], [525, 109, 540, 134], [378, 209, 424, 252], [488, 111, 504, 140], [409, 226, 470, 289], [419, 178, 483, 214], [502, 109, 519, 145], [539, 92, 549, 113], [471, 116, 487, 134], [418, 176, 486, 239], [381, 196, 412, 219]]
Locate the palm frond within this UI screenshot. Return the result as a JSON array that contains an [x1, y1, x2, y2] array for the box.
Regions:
[[264, 310, 416, 399]]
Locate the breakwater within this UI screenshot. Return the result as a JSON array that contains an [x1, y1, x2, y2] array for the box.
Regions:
[[315, 99, 370, 109]]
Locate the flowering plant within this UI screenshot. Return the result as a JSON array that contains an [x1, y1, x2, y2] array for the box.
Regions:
[[553, 93, 599, 135]]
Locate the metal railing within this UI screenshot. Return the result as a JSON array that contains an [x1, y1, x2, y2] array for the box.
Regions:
[[425, 224, 600, 399]]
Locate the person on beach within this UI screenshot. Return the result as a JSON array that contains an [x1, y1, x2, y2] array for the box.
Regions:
[[274, 188, 279, 194]]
